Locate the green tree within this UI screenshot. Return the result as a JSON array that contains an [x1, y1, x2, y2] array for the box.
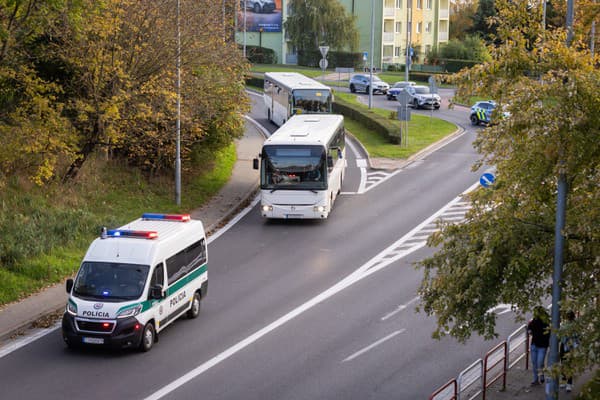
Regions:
[[418, 0, 599, 376], [56, 0, 249, 180], [450, 0, 477, 40], [0, 0, 77, 184], [468, 0, 498, 44], [284, 0, 359, 52]]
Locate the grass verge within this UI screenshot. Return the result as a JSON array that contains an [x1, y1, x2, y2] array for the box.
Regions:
[[335, 92, 457, 159], [0, 143, 236, 306]]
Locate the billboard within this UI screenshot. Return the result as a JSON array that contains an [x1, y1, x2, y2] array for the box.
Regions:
[[238, 0, 282, 32]]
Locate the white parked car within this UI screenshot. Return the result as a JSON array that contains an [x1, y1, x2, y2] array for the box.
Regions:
[[403, 85, 441, 109]]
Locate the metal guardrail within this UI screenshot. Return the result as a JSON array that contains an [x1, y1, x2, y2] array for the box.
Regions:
[[430, 324, 530, 400]]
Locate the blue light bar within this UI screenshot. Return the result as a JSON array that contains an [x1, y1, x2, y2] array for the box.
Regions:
[[141, 213, 191, 222], [106, 229, 158, 239]]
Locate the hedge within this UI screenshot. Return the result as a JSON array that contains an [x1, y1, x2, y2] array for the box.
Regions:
[[332, 95, 401, 144]]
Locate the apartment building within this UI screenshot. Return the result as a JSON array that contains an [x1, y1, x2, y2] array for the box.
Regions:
[[236, 0, 449, 68]]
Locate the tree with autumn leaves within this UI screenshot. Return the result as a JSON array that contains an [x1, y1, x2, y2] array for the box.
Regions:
[[0, 0, 248, 185], [418, 0, 599, 377]]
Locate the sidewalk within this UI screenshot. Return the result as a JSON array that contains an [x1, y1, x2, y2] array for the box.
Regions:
[[0, 118, 265, 344], [484, 356, 595, 400]]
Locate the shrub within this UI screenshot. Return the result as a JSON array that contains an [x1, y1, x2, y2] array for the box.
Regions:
[[332, 96, 401, 144]]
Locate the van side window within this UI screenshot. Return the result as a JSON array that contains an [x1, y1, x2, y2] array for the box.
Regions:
[[166, 238, 206, 285], [150, 263, 164, 288]]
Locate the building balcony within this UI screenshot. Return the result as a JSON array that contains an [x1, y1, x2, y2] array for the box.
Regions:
[[438, 31, 448, 41], [384, 7, 395, 17], [439, 9, 449, 19], [383, 32, 395, 43]]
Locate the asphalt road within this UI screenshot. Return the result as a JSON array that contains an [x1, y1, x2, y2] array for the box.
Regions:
[[0, 90, 521, 400]]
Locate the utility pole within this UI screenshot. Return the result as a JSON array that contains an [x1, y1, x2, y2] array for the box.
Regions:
[[546, 0, 574, 398], [369, 0, 375, 109], [405, 0, 412, 82]]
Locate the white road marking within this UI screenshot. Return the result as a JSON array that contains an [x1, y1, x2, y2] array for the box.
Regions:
[[381, 297, 420, 321], [0, 323, 60, 359], [345, 138, 367, 194], [143, 182, 481, 400], [342, 330, 406, 363]]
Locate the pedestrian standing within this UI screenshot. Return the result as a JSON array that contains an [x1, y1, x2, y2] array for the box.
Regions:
[[528, 306, 550, 385], [560, 311, 578, 392]]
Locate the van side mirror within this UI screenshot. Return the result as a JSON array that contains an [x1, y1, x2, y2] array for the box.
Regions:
[[253, 158, 259, 170], [150, 284, 164, 300], [66, 278, 73, 293], [337, 147, 343, 159], [327, 155, 334, 168]]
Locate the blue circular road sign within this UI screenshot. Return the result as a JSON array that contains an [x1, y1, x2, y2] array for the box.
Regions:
[[480, 173, 496, 188]]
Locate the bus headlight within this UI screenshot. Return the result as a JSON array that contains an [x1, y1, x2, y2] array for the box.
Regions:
[[262, 205, 273, 212], [314, 205, 325, 213], [117, 304, 142, 319]]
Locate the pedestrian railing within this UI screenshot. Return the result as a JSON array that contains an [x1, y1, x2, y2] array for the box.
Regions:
[[430, 324, 530, 400], [458, 359, 483, 400], [429, 378, 457, 400], [483, 342, 507, 399]]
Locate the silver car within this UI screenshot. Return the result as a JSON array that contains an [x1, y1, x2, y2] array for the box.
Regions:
[[349, 74, 389, 95], [404, 85, 441, 109]]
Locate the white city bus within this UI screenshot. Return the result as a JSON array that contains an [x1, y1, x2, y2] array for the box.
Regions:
[[263, 72, 333, 126], [253, 114, 346, 219]]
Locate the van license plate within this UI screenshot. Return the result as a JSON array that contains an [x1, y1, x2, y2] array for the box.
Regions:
[[83, 337, 104, 344]]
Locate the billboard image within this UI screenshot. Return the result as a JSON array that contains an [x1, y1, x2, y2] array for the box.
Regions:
[[238, 0, 282, 32]]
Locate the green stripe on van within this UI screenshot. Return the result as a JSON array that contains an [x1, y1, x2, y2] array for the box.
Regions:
[[165, 264, 207, 295]]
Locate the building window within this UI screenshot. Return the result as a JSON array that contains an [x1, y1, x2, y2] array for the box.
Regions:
[[426, 0, 432, 9], [426, 22, 432, 33], [416, 0, 422, 9], [417, 22, 422, 33], [396, 0, 402, 8], [395, 46, 402, 57], [395, 21, 402, 33]]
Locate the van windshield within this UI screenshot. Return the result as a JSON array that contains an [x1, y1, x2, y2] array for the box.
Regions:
[[73, 262, 150, 301]]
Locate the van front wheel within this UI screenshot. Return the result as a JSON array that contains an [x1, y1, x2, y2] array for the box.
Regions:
[[187, 292, 201, 319], [139, 323, 155, 352]]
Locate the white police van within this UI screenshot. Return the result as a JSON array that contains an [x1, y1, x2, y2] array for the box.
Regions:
[[62, 213, 207, 352]]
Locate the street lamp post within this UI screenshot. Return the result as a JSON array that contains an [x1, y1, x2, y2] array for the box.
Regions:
[[243, 0, 247, 58], [545, 0, 574, 398], [175, 0, 181, 205]]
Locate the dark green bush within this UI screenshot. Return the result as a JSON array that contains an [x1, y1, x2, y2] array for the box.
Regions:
[[332, 96, 401, 144], [243, 45, 277, 64]]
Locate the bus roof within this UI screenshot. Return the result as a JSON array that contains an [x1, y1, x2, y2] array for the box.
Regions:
[[264, 72, 331, 92], [264, 114, 344, 147]]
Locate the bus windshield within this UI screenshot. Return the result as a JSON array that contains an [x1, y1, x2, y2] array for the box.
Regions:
[[292, 89, 332, 113], [73, 262, 150, 301], [261, 145, 327, 190]]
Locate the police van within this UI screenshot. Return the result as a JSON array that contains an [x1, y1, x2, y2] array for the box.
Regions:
[[62, 213, 208, 352]]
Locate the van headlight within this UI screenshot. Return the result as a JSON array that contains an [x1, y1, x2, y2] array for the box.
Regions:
[[66, 301, 77, 316], [314, 205, 325, 213], [262, 205, 273, 212], [116, 304, 142, 319]]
